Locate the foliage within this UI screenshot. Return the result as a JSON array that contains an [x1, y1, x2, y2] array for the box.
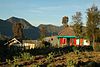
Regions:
[[62, 16, 69, 27], [66, 55, 78, 67], [30, 64, 39, 67], [12, 56, 20, 66], [38, 35, 45, 40], [46, 52, 54, 63], [6, 59, 11, 65], [72, 12, 83, 36], [86, 5, 100, 47], [5, 52, 35, 67], [93, 43, 100, 51], [20, 52, 32, 61], [12, 22, 24, 39], [39, 25, 47, 37]]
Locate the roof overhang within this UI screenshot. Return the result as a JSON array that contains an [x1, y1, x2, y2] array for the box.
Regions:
[[57, 36, 76, 38]]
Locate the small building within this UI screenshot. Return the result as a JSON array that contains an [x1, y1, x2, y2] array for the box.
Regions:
[[22, 40, 43, 49], [58, 27, 76, 47], [22, 40, 36, 49], [57, 27, 90, 47], [57, 36, 76, 47]]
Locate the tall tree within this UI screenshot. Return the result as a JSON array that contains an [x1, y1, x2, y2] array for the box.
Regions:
[[62, 16, 69, 28], [39, 25, 47, 39], [12, 22, 24, 40], [72, 12, 83, 36], [86, 5, 100, 46]]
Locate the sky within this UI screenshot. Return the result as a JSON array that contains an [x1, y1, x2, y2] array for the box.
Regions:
[[0, 0, 100, 26]]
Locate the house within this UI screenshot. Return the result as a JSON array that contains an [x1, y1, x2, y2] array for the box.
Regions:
[[42, 26, 90, 47], [22, 40, 43, 49], [57, 26, 90, 47], [22, 40, 36, 49], [57, 26, 76, 47]]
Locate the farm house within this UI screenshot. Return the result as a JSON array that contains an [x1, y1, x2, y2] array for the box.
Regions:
[[43, 26, 90, 47], [57, 26, 90, 47], [57, 36, 90, 47]]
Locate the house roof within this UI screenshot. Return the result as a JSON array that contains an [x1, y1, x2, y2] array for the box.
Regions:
[[58, 26, 75, 36], [4, 38, 21, 46], [23, 40, 37, 44]]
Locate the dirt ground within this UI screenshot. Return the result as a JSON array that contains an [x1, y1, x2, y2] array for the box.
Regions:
[[1, 51, 99, 67]]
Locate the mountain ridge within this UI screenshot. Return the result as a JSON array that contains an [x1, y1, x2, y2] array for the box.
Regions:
[[0, 17, 62, 40]]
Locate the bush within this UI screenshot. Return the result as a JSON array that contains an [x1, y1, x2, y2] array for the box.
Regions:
[[6, 59, 11, 65], [46, 52, 54, 63], [21, 52, 32, 61], [94, 43, 100, 51], [66, 57, 78, 67]]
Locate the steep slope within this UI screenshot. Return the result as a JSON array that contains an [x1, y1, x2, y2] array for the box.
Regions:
[[7, 17, 33, 29], [0, 19, 13, 37], [0, 17, 40, 40]]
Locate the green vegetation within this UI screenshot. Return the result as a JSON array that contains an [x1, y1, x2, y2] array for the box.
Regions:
[[0, 46, 99, 67], [72, 12, 83, 36], [94, 43, 100, 51], [86, 5, 100, 49], [46, 52, 54, 63]]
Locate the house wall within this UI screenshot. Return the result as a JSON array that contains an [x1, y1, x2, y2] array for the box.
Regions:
[[83, 39, 90, 46], [58, 38, 90, 47], [43, 36, 58, 47], [23, 43, 35, 49]]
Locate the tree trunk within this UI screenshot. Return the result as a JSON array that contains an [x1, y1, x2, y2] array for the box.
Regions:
[[93, 34, 95, 50]]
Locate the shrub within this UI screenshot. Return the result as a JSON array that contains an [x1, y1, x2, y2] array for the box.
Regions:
[[6, 59, 11, 65], [30, 64, 39, 67], [12, 56, 21, 66], [93, 43, 100, 51], [46, 52, 54, 63], [66, 56, 78, 67], [21, 52, 32, 61], [72, 46, 78, 51], [67, 57, 78, 67]]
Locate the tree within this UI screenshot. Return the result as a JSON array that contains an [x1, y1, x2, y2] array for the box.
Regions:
[[72, 12, 83, 36], [62, 16, 69, 28], [12, 22, 24, 40], [39, 25, 47, 40], [86, 5, 100, 47]]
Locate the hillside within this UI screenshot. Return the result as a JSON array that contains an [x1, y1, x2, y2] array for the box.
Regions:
[[38, 24, 63, 36], [0, 17, 64, 40], [0, 17, 40, 40], [0, 19, 13, 38]]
